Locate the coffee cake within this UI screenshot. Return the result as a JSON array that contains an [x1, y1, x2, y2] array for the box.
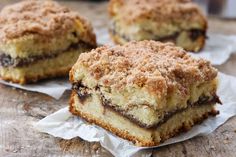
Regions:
[[0, 0, 96, 84], [109, 0, 207, 52], [69, 40, 220, 146]]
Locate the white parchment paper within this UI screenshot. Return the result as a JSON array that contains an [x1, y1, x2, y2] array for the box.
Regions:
[[0, 79, 71, 99], [190, 34, 236, 65], [35, 72, 236, 157]]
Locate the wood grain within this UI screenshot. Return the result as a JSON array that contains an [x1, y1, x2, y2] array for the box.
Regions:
[[0, 1, 236, 157]]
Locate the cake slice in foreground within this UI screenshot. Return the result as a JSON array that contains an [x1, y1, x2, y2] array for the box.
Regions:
[[0, 0, 96, 84], [69, 40, 221, 146]]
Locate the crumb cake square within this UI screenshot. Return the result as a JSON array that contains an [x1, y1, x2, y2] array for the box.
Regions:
[[0, 0, 96, 84], [109, 0, 207, 52], [69, 40, 221, 146]]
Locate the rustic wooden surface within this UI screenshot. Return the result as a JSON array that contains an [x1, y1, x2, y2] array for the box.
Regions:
[[0, 1, 236, 157]]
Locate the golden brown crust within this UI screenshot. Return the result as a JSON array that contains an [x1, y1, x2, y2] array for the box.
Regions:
[[0, 0, 96, 45], [69, 91, 218, 147], [72, 40, 217, 97], [108, 0, 207, 28], [0, 66, 70, 84]]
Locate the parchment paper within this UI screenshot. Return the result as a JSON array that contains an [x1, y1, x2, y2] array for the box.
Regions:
[[35, 72, 236, 157], [190, 34, 236, 65], [0, 78, 71, 99]]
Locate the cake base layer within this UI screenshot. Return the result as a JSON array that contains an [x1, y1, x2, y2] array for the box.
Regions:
[[0, 48, 85, 84], [110, 29, 205, 52], [72, 83, 220, 129], [70, 91, 218, 146]]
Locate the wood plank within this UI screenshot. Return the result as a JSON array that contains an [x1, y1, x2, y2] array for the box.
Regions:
[[0, 1, 235, 157]]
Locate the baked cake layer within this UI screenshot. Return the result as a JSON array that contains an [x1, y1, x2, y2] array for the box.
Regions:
[[0, 32, 95, 59], [108, 0, 207, 52], [0, 48, 85, 84], [70, 91, 218, 146]]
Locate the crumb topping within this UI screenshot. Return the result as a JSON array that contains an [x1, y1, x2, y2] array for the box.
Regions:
[[109, 0, 206, 25], [73, 40, 217, 96], [0, 0, 95, 44]]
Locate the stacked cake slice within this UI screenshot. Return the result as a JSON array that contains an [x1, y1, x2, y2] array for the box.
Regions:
[[69, 40, 220, 146]]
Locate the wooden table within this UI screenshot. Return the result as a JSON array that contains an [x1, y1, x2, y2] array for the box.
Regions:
[[0, 1, 236, 157]]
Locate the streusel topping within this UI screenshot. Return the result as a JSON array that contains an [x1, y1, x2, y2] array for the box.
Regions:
[[0, 0, 95, 43], [109, 0, 206, 25], [73, 40, 217, 96]]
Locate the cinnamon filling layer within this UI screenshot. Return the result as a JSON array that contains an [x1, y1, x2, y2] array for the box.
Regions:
[[110, 26, 206, 42], [0, 42, 95, 68], [72, 84, 221, 129]]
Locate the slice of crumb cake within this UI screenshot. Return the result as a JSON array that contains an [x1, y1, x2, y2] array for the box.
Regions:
[[69, 40, 220, 146]]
